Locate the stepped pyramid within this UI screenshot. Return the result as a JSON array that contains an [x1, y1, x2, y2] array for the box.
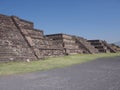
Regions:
[[73, 36, 98, 54], [46, 34, 98, 54], [0, 14, 117, 62], [0, 14, 37, 62], [88, 40, 116, 53], [0, 14, 64, 62]]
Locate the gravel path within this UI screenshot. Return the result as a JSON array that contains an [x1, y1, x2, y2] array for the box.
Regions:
[[0, 56, 120, 90]]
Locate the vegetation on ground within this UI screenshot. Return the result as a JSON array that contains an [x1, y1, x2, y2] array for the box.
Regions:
[[0, 53, 120, 76]]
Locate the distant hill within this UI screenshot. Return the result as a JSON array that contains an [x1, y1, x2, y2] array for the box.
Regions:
[[114, 41, 120, 46]]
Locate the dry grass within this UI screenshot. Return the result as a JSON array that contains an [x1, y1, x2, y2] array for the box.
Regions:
[[0, 53, 120, 76]]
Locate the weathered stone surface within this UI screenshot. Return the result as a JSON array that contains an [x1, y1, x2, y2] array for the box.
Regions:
[[110, 44, 120, 52], [0, 14, 37, 62], [88, 40, 117, 53], [0, 14, 117, 62], [0, 14, 64, 62], [46, 34, 98, 54]]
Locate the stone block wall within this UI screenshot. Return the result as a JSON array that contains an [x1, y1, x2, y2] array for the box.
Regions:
[[73, 36, 99, 54], [0, 14, 65, 62], [11, 16, 64, 59], [46, 34, 81, 54], [0, 14, 37, 62], [110, 44, 120, 52], [88, 40, 116, 53], [0, 14, 118, 62], [46, 33, 98, 54]]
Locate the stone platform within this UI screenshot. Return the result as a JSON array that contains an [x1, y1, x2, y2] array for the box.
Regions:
[[0, 14, 118, 62]]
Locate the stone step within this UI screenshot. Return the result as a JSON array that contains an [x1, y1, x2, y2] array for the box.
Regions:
[[0, 56, 37, 62], [75, 37, 99, 53], [0, 48, 13, 52], [0, 53, 17, 57], [0, 51, 16, 54]]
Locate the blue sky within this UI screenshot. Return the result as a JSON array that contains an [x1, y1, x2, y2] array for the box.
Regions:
[[0, 0, 120, 43]]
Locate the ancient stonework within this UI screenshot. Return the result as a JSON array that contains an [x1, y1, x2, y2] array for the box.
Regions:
[[46, 34, 98, 54], [0, 14, 37, 62], [88, 40, 117, 53], [0, 14, 118, 62], [0, 14, 64, 62], [110, 44, 120, 52]]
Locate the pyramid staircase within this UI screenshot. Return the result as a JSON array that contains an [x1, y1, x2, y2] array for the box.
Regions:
[[73, 36, 98, 54]]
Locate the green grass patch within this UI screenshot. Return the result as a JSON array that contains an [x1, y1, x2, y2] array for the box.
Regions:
[[0, 53, 120, 76]]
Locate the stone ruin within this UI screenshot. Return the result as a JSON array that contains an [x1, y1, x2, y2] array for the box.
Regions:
[[88, 40, 117, 53], [0, 14, 64, 62], [110, 44, 120, 52], [46, 34, 98, 54], [0, 14, 118, 62]]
